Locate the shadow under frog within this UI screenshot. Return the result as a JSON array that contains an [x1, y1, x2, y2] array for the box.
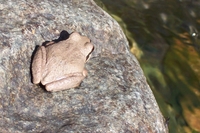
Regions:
[[31, 30, 94, 92]]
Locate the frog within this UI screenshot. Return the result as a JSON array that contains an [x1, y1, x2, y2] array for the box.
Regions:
[[31, 32, 94, 92]]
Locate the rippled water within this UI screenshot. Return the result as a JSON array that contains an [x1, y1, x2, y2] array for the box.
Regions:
[[94, 0, 200, 132]]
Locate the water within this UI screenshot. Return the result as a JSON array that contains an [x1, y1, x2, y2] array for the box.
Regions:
[[94, 0, 200, 132]]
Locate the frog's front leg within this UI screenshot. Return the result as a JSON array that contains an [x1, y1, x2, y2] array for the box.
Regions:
[[32, 46, 46, 84], [45, 70, 87, 92]]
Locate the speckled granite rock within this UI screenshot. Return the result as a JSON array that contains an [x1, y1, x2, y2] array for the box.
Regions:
[[0, 0, 168, 132]]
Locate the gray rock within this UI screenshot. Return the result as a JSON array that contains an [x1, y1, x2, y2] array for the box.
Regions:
[[0, 0, 168, 132]]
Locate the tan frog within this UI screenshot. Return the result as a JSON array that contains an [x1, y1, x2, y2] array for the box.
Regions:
[[31, 32, 94, 92]]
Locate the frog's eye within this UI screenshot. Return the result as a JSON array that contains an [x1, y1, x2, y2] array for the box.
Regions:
[[70, 32, 81, 41], [86, 54, 90, 62], [86, 46, 94, 61]]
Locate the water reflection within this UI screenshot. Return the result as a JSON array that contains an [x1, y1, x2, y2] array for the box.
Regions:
[[94, 0, 200, 132]]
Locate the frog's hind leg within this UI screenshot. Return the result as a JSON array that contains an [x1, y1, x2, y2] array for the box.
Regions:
[[32, 46, 46, 84], [45, 71, 87, 92]]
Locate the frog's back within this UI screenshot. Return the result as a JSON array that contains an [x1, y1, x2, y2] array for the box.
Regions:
[[41, 42, 85, 84]]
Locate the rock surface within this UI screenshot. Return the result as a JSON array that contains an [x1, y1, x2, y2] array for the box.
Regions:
[[0, 0, 168, 132]]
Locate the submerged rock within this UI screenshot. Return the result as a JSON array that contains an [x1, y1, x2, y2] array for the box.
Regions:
[[0, 0, 168, 132]]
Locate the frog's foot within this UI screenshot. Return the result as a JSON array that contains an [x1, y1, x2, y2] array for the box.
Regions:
[[45, 72, 87, 92]]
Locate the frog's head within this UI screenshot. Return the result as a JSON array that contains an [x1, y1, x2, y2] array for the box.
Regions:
[[70, 32, 94, 62]]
